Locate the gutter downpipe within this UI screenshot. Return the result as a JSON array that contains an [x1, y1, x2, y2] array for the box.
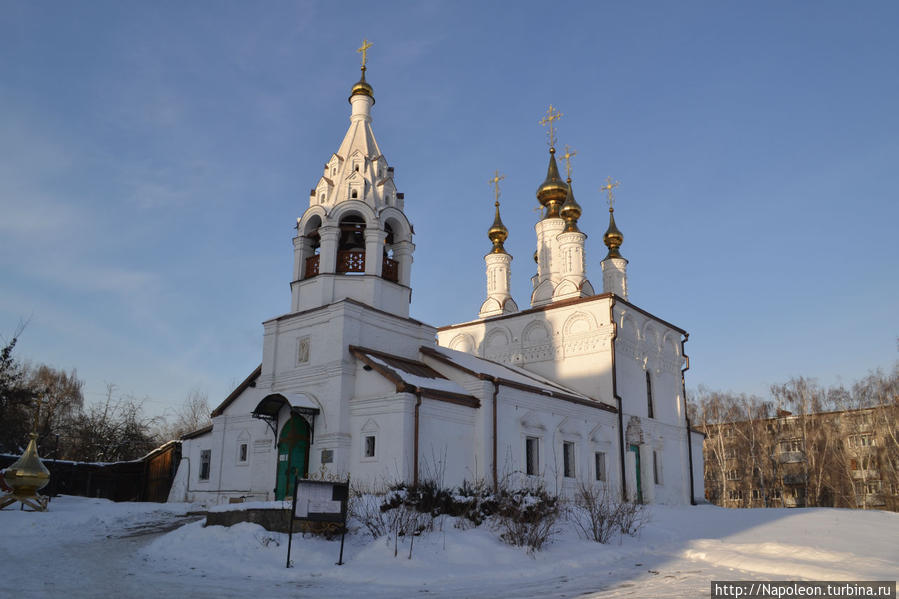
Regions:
[[492, 380, 499, 492], [681, 333, 696, 505], [413, 389, 422, 487], [610, 296, 627, 503]]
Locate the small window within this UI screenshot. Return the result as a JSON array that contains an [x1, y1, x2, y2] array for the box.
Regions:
[[525, 436, 539, 476], [563, 442, 575, 478], [199, 450, 211, 481], [354, 164, 359, 172], [238, 443, 248, 463], [594, 451, 606, 482], [645, 371, 654, 419], [364, 435, 376, 458], [351, 190, 358, 199], [653, 450, 662, 485]]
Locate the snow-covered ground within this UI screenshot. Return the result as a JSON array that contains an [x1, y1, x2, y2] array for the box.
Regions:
[[1, 496, 896, 598]]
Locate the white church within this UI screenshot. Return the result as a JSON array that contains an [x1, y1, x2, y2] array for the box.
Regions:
[[170, 50, 704, 507]]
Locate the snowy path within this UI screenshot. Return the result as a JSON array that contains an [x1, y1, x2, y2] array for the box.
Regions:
[[2, 497, 896, 598]]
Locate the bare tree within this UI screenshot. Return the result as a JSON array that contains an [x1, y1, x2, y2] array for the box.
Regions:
[[159, 388, 211, 440], [23, 363, 84, 454], [66, 384, 161, 462]]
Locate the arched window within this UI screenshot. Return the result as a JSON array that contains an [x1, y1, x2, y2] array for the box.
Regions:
[[337, 214, 366, 274], [382, 222, 398, 282], [302, 216, 322, 280]]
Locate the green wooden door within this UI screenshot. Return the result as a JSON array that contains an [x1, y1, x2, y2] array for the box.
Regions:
[[276, 414, 310, 500], [629, 444, 643, 504]]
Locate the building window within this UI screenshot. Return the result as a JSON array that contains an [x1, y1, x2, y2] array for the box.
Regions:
[[645, 371, 654, 419], [849, 435, 874, 448], [751, 488, 761, 500], [525, 436, 539, 476], [364, 435, 376, 458], [726, 469, 740, 481], [728, 489, 743, 500], [779, 439, 803, 453], [199, 450, 211, 481], [351, 190, 358, 199], [653, 450, 662, 485], [563, 442, 575, 478], [594, 452, 606, 482], [238, 443, 248, 463]]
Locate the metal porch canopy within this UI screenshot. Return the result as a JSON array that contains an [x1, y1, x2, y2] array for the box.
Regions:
[[251, 393, 320, 443]]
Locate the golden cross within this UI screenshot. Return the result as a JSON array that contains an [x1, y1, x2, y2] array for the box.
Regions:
[[561, 145, 577, 180], [600, 177, 620, 211], [539, 105, 563, 148], [489, 170, 505, 202], [357, 39, 373, 68], [533, 205, 545, 219]]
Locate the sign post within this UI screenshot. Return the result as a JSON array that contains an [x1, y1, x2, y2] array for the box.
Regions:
[[285, 477, 350, 568]]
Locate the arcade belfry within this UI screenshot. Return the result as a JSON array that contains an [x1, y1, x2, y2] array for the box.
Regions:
[[171, 43, 704, 506]]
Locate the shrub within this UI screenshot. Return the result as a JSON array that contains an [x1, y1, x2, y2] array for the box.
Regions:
[[358, 478, 564, 554], [348, 492, 387, 538], [567, 482, 649, 543], [491, 484, 560, 553]]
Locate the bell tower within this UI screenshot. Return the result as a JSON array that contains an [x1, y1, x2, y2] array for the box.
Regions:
[[291, 41, 415, 318]]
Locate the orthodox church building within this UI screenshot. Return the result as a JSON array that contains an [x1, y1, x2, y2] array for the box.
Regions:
[[170, 53, 704, 506]]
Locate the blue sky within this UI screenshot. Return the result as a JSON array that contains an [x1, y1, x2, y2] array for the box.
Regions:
[[2, 1, 897, 418]]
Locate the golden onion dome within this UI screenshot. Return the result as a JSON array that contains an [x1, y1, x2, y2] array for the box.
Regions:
[[348, 66, 375, 104], [603, 208, 625, 259], [3, 433, 50, 497], [560, 177, 582, 232], [488, 201, 509, 253], [536, 148, 568, 218]]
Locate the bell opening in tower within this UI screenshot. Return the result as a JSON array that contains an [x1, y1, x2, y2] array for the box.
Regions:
[[301, 215, 322, 280], [382, 222, 399, 283], [337, 213, 366, 275]]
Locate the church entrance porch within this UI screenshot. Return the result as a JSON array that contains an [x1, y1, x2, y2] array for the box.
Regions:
[[276, 415, 309, 500]]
